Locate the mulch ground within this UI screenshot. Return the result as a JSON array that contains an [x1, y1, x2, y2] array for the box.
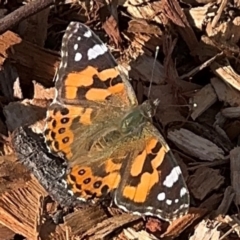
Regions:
[[0, 0, 240, 239]]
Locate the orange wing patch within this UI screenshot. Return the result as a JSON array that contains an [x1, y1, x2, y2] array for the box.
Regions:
[[122, 138, 168, 203], [66, 158, 122, 199], [44, 104, 94, 160], [64, 66, 125, 101]]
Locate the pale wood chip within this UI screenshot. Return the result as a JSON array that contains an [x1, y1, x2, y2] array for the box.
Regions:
[[191, 84, 217, 120], [64, 205, 108, 236], [185, 3, 213, 30], [33, 81, 54, 100], [206, 16, 240, 45], [168, 129, 225, 161], [162, 208, 208, 238], [211, 61, 240, 93], [123, 228, 158, 240], [230, 147, 240, 205], [219, 215, 240, 238], [188, 167, 225, 200], [125, 1, 166, 25], [121, 0, 151, 6], [189, 220, 221, 240], [128, 19, 163, 35], [211, 0, 227, 29], [0, 178, 47, 239], [81, 213, 141, 239]]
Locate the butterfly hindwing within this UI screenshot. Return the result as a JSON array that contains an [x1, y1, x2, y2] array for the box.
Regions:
[[114, 124, 189, 220]]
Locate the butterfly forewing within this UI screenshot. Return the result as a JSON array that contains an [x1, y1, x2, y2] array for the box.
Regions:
[[44, 22, 137, 160]]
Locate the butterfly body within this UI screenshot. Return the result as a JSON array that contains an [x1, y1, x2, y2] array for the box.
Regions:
[[44, 22, 190, 221]]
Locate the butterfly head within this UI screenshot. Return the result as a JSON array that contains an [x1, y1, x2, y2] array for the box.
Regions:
[[141, 98, 160, 118], [120, 98, 159, 135]]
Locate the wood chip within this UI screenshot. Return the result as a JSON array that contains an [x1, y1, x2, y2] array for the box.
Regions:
[[0, 154, 29, 195], [0, 31, 59, 87], [130, 54, 165, 84], [162, 0, 199, 53], [0, 178, 47, 239], [219, 215, 240, 238], [0, 60, 22, 101], [225, 120, 240, 141], [185, 3, 213, 30], [216, 186, 235, 216], [191, 84, 217, 120], [128, 19, 163, 35], [64, 206, 108, 236], [230, 147, 240, 205], [161, 208, 208, 238], [18, 7, 50, 47], [82, 214, 141, 239], [123, 228, 158, 240], [199, 193, 223, 211], [3, 99, 48, 132], [147, 84, 185, 127], [168, 129, 225, 161], [33, 81, 54, 100], [211, 61, 240, 93], [189, 220, 221, 240], [221, 107, 240, 118], [125, 1, 166, 25], [211, 77, 240, 106], [188, 167, 225, 200], [0, 224, 15, 240]]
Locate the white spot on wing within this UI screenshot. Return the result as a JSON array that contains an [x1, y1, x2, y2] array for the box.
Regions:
[[180, 204, 189, 209], [68, 190, 74, 196], [166, 199, 172, 205], [163, 166, 181, 188], [74, 52, 82, 61], [77, 197, 87, 202], [61, 180, 67, 188], [84, 29, 92, 38], [63, 61, 68, 68], [157, 192, 166, 201], [87, 44, 108, 60], [180, 187, 187, 197], [74, 43, 78, 50]]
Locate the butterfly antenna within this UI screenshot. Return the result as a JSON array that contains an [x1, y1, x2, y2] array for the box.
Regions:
[[148, 46, 160, 98]]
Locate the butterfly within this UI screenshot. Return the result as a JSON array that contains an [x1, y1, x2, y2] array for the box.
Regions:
[[43, 21, 189, 221]]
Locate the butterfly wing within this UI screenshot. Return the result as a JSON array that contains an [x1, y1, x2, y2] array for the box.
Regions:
[[44, 22, 138, 162], [114, 123, 189, 221], [65, 122, 189, 221]]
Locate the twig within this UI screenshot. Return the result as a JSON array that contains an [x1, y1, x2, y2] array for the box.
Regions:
[[211, 0, 228, 28], [0, 0, 59, 35], [180, 52, 224, 80]]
